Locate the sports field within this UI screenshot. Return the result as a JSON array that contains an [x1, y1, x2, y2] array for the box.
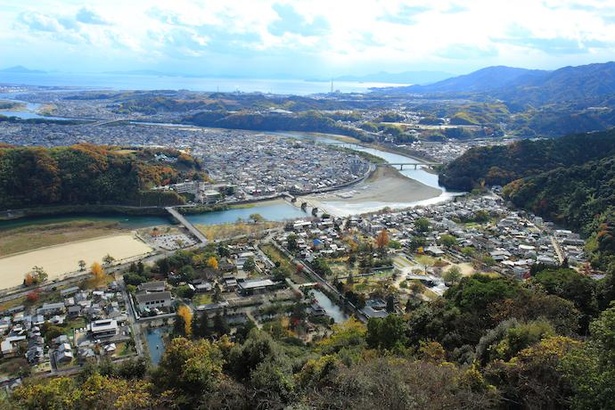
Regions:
[[0, 234, 153, 289]]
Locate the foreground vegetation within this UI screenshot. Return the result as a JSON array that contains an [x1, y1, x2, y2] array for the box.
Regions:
[[7, 264, 615, 409]]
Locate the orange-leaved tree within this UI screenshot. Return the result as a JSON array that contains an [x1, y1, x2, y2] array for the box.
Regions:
[[91, 262, 105, 286], [376, 229, 389, 254], [207, 256, 219, 270], [176, 305, 193, 337]]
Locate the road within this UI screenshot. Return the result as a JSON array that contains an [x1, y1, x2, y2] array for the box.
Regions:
[[550, 236, 566, 265], [120, 277, 145, 358]]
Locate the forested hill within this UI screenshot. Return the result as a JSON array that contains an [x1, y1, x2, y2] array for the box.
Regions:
[[438, 129, 615, 191], [439, 128, 615, 267], [504, 156, 615, 267], [183, 110, 371, 142], [385, 61, 615, 107], [0, 144, 205, 210]]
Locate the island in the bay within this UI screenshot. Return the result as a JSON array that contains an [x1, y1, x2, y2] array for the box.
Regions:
[[1, 61, 615, 409]]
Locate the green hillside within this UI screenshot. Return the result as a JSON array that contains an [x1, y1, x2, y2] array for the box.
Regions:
[[439, 128, 615, 268], [439, 129, 615, 191], [0, 144, 205, 210]]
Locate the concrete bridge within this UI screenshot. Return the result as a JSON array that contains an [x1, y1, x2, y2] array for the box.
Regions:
[[90, 119, 126, 127], [165, 207, 208, 244], [379, 162, 441, 170]]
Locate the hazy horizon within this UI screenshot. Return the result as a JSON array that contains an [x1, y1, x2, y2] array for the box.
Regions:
[[2, 1, 615, 80]]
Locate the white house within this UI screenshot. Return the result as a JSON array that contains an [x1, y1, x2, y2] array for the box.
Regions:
[[89, 319, 118, 339]]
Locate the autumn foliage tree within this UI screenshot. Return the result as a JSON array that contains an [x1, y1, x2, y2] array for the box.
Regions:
[[91, 262, 105, 286], [23, 266, 48, 287], [376, 229, 389, 255], [153, 337, 224, 404], [26, 289, 41, 303], [207, 256, 219, 270], [175, 305, 193, 337]]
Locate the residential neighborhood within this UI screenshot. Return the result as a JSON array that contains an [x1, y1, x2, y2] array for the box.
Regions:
[[0, 188, 593, 392]]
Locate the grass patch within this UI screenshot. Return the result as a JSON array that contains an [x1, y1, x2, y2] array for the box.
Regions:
[[422, 288, 439, 300], [114, 149, 138, 156], [0, 358, 29, 378], [193, 293, 213, 305], [260, 243, 309, 284], [0, 220, 124, 256], [329, 261, 357, 277], [196, 221, 280, 241], [116, 342, 134, 356], [64, 317, 87, 337], [354, 282, 369, 292]]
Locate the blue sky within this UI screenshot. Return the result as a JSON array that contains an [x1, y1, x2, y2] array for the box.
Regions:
[[2, 0, 615, 78]]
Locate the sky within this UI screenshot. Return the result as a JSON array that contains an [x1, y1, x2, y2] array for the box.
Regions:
[[2, 0, 615, 79]]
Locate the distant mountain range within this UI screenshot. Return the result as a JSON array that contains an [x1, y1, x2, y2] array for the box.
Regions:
[[381, 61, 615, 107], [0, 65, 46, 74]]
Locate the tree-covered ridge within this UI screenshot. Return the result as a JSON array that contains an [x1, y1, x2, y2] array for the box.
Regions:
[[438, 128, 615, 191], [184, 109, 372, 142], [0, 144, 204, 210], [504, 156, 615, 269], [438, 128, 615, 267]]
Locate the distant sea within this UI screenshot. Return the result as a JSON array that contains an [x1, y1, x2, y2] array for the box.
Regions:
[[0, 72, 408, 95]]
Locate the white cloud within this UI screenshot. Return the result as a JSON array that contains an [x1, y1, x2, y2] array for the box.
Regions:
[[1, 0, 615, 76]]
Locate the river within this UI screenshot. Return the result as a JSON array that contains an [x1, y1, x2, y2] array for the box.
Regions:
[[0, 200, 308, 231], [276, 132, 460, 214], [0, 132, 453, 230]]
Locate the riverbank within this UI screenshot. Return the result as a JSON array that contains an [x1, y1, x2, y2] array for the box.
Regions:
[[0, 234, 153, 289], [301, 166, 443, 217], [0, 220, 127, 257], [0, 204, 170, 222]]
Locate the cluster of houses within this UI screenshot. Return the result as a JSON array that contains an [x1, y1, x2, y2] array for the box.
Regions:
[[354, 194, 587, 277], [0, 282, 130, 370], [263, 194, 589, 321], [194, 133, 371, 200], [276, 218, 348, 262]]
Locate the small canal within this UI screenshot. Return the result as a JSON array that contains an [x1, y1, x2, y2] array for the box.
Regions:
[[145, 326, 169, 366], [310, 289, 348, 323]]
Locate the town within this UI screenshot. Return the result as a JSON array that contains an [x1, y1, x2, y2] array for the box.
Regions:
[[0, 186, 590, 386], [0, 86, 596, 401]]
